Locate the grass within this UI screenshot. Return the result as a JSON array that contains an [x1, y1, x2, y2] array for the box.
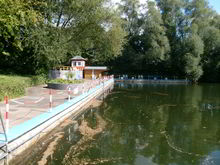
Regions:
[[47, 78, 84, 84], [0, 74, 47, 101]]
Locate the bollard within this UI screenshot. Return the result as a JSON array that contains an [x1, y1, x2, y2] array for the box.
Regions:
[[68, 88, 71, 101], [49, 90, 52, 112], [4, 96, 9, 134]]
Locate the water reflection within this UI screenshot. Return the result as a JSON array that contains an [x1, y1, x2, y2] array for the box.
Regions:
[[83, 83, 220, 165], [24, 83, 220, 165], [201, 151, 220, 165]]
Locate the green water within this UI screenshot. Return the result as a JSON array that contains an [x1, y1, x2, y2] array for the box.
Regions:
[[26, 83, 220, 165]]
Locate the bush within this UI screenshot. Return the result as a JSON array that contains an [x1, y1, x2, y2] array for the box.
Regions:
[[0, 74, 47, 101], [65, 72, 75, 80], [31, 74, 47, 86], [48, 79, 84, 84]]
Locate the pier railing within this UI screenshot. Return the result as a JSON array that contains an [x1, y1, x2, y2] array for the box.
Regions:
[[0, 75, 114, 164], [114, 75, 188, 81]]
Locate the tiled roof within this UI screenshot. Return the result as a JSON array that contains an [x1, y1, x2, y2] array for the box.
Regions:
[[70, 56, 86, 61]]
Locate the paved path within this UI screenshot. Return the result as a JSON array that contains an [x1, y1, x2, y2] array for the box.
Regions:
[[0, 80, 99, 133], [0, 78, 113, 163]]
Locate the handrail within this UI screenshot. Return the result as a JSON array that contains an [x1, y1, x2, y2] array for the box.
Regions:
[[53, 66, 85, 71]]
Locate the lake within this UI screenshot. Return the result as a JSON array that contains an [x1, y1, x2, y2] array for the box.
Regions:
[[16, 83, 220, 165]]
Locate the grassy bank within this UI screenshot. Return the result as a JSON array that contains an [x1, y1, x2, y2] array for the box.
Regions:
[[0, 74, 47, 101]]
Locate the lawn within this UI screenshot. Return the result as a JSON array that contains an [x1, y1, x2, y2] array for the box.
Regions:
[[0, 74, 46, 101]]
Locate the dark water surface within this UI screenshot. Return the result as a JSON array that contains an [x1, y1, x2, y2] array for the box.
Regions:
[[26, 83, 220, 165]]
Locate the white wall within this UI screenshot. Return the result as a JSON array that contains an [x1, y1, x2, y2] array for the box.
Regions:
[[49, 70, 83, 80], [71, 61, 85, 67]]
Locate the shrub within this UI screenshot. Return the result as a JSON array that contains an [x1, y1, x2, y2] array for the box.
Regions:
[[48, 79, 84, 84], [0, 74, 47, 101]]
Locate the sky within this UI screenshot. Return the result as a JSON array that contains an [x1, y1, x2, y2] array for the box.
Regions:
[[208, 0, 220, 13], [112, 0, 220, 14]]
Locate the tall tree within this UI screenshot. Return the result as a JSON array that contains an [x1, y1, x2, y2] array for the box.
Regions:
[[0, 0, 42, 55], [142, 1, 170, 63], [42, 0, 127, 64], [111, 0, 144, 74], [0, 0, 44, 73], [186, 0, 220, 82], [183, 25, 204, 82], [155, 0, 187, 75], [119, 0, 142, 36], [0, 0, 127, 74]]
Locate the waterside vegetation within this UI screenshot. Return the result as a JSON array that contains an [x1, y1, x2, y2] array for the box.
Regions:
[[48, 79, 84, 84], [0, 0, 220, 82], [110, 0, 220, 83], [0, 74, 47, 101]]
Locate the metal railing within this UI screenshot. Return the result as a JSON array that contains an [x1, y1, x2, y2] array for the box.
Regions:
[[114, 74, 188, 81]]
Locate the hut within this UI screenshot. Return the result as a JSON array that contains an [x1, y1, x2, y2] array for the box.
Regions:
[[49, 56, 107, 80], [84, 66, 108, 79]]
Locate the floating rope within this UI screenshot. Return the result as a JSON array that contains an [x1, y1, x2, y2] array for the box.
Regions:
[[162, 131, 205, 157]]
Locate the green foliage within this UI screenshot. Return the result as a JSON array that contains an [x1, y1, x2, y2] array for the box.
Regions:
[[0, 0, 42, 55], [185, 33, 204, 57], [119, 0, 141, 36], [31, 74, 48, 85], [182, 32, 204, 82], [110, 0, 220, 82], [143, 1, 170, 62], [183, 53, 203, 82], [1, 0, 220, 82], [42, 0, 127, 64], [65, 72, 75, 80], [0, 0, 127, 74], [200, 26, 220, 81], [0, 74, 47, 101], [48, 79, 84, 84]]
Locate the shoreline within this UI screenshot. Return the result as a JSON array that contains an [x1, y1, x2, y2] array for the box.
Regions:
[[115, 79, 190, 84], [0, 78, 114, 164]]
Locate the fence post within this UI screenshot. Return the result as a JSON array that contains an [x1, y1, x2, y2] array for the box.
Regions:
[[49, 90, 52, 112], [4, 96, 9, 134], [0, 108, 8, 165]]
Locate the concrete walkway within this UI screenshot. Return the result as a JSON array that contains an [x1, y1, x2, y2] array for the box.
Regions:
[[0, 79, 104, 133], [0, 78, 114, 163]]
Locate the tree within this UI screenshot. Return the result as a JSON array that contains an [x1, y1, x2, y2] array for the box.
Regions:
[[200, 25, 220, 82], [183, 24, 204, 82], [0, 0, 45, 73], [155, 0, 187, 76], [186, 0, 220, 82], [109, 0, 144, 74], [142, 1, 170, 63], [119, 0, 142, 36], [0, 0, 127, 74], [41, 0, 127, 64], [0, 0, 42, 55]]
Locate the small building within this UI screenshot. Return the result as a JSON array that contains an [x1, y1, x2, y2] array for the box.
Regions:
[[49, 56, 107, 80], [84, 66, 108, 79], [70, 56, 86, 69]]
